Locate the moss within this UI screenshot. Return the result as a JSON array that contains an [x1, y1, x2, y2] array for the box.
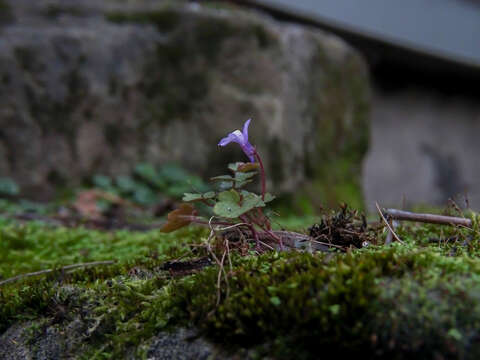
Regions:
[[106, 9, 181, 33], [3, 216, 480, 358], [0, 219, 210, 357], [0, 219, 205, 280], [170, 235, 480, 359]]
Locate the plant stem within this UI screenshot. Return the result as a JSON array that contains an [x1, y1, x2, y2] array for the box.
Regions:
[[240, 214, 261, 249], [247, 212, 282, 248], [254, 151, 266, 200]]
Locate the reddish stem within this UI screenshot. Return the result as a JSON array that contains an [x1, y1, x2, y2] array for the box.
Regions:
[[240, 214, 261, 249], [247, 213, 283, 250], [254, 151, 266, 200]]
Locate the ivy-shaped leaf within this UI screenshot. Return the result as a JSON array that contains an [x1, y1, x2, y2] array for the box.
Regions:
[[218, 189, 241, 203], [235, 172, 257, 182], [160, 204, 196, 233], [214, 189, 265, 218]]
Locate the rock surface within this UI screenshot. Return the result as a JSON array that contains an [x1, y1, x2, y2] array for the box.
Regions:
[[0, 321, 233, 360], [0, 0, 369, 204]]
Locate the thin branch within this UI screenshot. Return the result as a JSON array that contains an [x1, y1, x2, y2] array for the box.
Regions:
[[311, 239, 346, 250], [376, 202, 404, 244], [258, 240, 275, 251], [384, 208, 472, 227], [385, 219, 398, 245], [0, 260, 116, 287]]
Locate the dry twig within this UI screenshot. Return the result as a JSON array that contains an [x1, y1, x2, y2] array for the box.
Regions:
[[384, 208, 472, 227], [376, 202, 404, 244], [0, 260, 116, 287]]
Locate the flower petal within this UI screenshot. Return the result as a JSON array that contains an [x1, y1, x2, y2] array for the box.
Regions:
[[218, 130, 243, 146], [242, 119, 251, 142], [241, 141, 256, 163]]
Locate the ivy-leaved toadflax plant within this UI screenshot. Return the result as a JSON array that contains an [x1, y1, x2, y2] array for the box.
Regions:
[[161, 118, 286, 251]]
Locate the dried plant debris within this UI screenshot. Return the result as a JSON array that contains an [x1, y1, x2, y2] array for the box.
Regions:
[[159, 257, 212, 277], [308, 204, 377, 249]]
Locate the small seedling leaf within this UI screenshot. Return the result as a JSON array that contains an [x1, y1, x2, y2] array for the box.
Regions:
[[263, 193, 276, 203], [237, 162, 260, 172], [228, 162, 260, 173], [182, 193, 204, 202], [160, 204, 196, 233], [182, 191, 216, 202]]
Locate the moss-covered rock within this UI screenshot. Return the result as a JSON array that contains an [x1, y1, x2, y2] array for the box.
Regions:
[[0, 0, 369, 207], [3, 217, 480, 358]]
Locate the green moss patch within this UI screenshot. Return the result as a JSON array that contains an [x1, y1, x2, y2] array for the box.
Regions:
[[3, 216, 480, 358], [172, 239, 480, 359], [0, 219, 204, 279]]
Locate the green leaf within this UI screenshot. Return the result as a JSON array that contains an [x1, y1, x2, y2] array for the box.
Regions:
[[158, 164, 190, 183], [210, 175, 235, 182], [329, 304, 340, 316], [92, 175, 112, 189], [186, 176, 209, 193], [182, 191, 215, 202], [263, 193, 276, 203], [218, 189, 241, 203], [203, 191, 215, 199], [228, 162, 243, 172], [214, 190, 264, 218], [0, 178, 19, 196], [182, 193, 203, 202], [133, 186, 157, 205], [235, 172, 257, 181], [448, 328, 462, 341], [270, 296, 281, 306], [233, 180, 252, 189], [115, 176, 138, 193], [134, 163, 166, 188]]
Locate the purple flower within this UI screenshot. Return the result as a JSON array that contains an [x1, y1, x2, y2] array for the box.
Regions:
[[218, 119, 256, 162]]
